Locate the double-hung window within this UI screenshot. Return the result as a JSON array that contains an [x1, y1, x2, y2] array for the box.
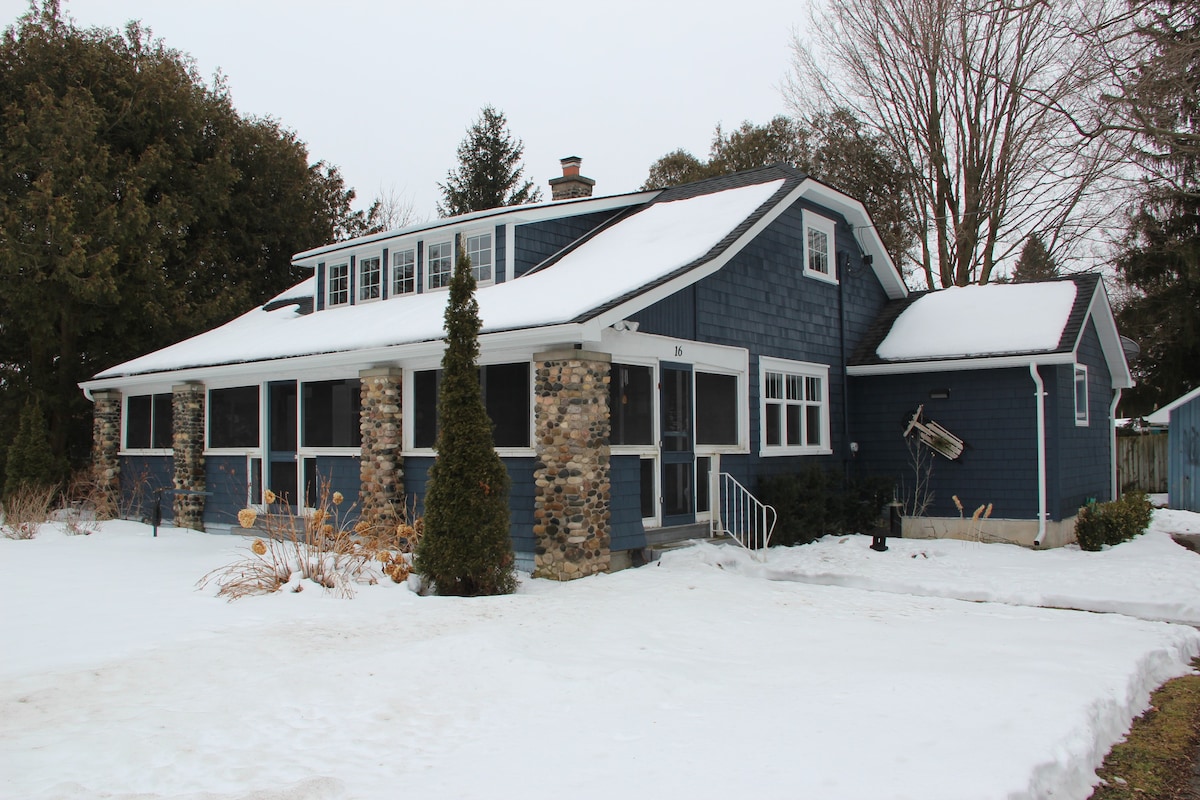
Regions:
[[328, 262, 349, 306], [465, 232, 493, 284], [1074, 364, 1089, 426], [760, 357, 830, 455], [802, 211, 837, 284], [392, 248, 415, 296], [358, 255, 381, 302], [427, 241, 453, 290], [125, 393, 173, 450]]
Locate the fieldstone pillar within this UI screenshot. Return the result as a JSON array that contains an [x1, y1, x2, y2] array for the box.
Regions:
[[91, 390, 122, 518], [359, 367, 404, 531], [532, 350, 612, 580], [171, 383, 206, 531]]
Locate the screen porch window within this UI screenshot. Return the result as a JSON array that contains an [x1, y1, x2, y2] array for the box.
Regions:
[[610, 364, 654, 446], [696, 372, 738, 446], [125, 393, 173, 450], [302, 379, 362, 448], [392, 248, 415, 295], [427, 241, 453, 289], [413, 363, 530, 448], [328, 262, 349, 306], [358, 256, 381, 301], [208, 386, 260, 449], [761, 358, 829, 455]]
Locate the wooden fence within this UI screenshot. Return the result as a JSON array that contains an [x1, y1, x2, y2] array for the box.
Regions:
[[1117, 433, 1168, 494]]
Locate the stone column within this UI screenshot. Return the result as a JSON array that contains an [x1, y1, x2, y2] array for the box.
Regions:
[[91, 390, 122, 518], [359, 367, 404, 531], [171, 383, 206, 531], [532, 350, 612, 580]]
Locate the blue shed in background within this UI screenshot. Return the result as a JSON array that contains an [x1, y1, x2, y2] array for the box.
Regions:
[[1147, 387, 1200, 512]]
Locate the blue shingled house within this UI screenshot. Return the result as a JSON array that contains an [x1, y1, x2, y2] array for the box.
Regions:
[[82, 160, 1131, 576], [1147, 387, 1200, 512]]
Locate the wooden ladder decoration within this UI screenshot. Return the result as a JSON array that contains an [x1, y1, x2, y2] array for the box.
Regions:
[[904, 404, 965, 461]]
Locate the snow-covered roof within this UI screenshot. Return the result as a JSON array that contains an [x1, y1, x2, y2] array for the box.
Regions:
[[876, 282, 1078, 361], [93, 179, 785, 380], [1147, 385, 1200, 426]]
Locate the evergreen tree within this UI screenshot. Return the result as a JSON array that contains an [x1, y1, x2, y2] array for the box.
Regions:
[[1010, 235, 1059, 282], [5, 399, 61, 496], [414, 236, 516, 596], [1112, 0, 1200, 416], [437, 106, 541, 217]]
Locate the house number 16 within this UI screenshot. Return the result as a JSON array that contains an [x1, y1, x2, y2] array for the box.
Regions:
[[673, 346, 683, 357]]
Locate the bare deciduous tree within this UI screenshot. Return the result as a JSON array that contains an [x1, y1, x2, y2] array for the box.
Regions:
[[787, 0, 1123, 288], [365, 184, 422, 233]]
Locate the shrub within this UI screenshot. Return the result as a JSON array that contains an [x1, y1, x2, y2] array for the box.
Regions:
[[757, 467, 894, 547], [4, 399, 63, 499], [1075, 492, 1153, 551], [1, 482, 57, 539]]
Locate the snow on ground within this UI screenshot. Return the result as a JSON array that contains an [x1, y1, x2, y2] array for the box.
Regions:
[[2, 513, 1200, 800]]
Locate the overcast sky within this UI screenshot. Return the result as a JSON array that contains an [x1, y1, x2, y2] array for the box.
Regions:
[[2, 0, 805, 222]]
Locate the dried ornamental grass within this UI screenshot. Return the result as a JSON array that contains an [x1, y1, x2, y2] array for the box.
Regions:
[[1, 483, 58, 540]]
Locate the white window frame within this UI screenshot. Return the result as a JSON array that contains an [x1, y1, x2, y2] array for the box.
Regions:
[[327, 261, 349, 307], [120, 392, 173, 455], [358, 254, 382, 303], [1074, 363, 1089, 426], [802, 210, 838, 285], [426, 240, 454, 291], [392, 247, 416, 296], [464, 230, 494, 285], [759, 356, 832, 456]]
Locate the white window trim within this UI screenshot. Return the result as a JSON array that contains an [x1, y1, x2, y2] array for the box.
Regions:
[[424, 239, 455, 292], [119, 393, 172, 456], [391, 246, 417, 297], [694, 368, 747, 455], [402, 359, 536, 456], [802, 210, 838, 285], [204, 384, 263, 454], [463, 229, 496, 287], [1074, 363, 1089, 427], [327, 261, 350, 307], [758, 356, 832, 456], [357, 253, 383, 304]]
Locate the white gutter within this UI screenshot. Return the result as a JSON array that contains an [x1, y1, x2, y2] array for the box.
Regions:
[[847, 351, 1076, 377], [1030, 363, 1048, 546], [1110, 388, 1123, 500]]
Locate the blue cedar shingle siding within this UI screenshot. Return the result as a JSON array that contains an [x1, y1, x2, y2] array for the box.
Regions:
[[512, 211, 625, 277], [609, 455, 647, 551], [849, 368, 1041, 520], [118, 455, 173, 521], [1048, 320, 1114, 518], [494, 224, 507, 283], [204, 454, 250, 528], [632, 198, 890, 492], [402, 455, 537, 556], [308, 456, 361, 519], [1169, 395, 1200, 511]]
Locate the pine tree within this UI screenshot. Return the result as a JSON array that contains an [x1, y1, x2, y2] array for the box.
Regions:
[[5, 399, 62, 497], [1010, 234, 1059, 282], [414, 235, 516, 596], [437, 106, 542, 217]]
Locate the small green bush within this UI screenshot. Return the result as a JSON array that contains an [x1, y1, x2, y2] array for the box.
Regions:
[[757, 467, 893, 547], [1075, 492, 1153, 551]]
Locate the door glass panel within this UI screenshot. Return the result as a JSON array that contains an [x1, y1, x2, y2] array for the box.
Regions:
[[661, 367, 692, 453], [269, 382, 298, 452], [272, 461, 297, 508], [663, 461, 692, 517]]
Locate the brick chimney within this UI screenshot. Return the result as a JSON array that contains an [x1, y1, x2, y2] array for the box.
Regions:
[[548, 156, 595, 201]]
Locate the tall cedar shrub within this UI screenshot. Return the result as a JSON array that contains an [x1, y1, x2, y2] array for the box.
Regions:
[[5, 399, 62, 497], [414, 235, 516, 595]]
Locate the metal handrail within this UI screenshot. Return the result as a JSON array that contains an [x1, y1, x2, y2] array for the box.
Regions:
[[711, 472, 777, 559]]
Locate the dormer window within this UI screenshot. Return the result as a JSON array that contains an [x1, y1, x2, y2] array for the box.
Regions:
[[358, 255, 381, 302], [392, 248, 415, 295], [328, 262, 349, 306], [465, 232, 493, 283], [427, 241, 453, 290]]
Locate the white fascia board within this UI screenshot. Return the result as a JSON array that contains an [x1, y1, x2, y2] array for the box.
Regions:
[[1147, 385, 1200, 424], [80, 323, 591, 395], [292, 191, 660, 266], [1072, 281, 1134, 390], [589, 182, 809, 330], [846, 351, 1078, 376], [797, 180, 907, 300]]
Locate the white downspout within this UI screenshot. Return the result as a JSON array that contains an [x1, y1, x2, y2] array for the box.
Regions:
[[1110, 389, 1123, 501], [1030, 363, 1048, 546]]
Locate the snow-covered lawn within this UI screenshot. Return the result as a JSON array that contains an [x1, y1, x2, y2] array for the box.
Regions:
[[3, 513, 1200, 800]]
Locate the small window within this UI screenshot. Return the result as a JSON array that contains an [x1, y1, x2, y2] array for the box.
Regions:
[[392, 248, 415, 296], [465, 232, 493, 284], [125, 393, 173, 450], [802, 211, 837, 284], [760, 357, 830, 455], [1074, 364, 1089, 426], [358, 255, 381, 302], [610, 363, 654, 446], [328, 262, 349, 306], [427, 241, 453, 290], [302, 379, 362, 448], [696, 372, 738, 446], [412, 363, 530, 449], [208, 386, 260, 449]]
